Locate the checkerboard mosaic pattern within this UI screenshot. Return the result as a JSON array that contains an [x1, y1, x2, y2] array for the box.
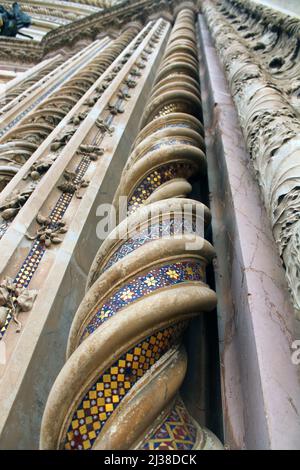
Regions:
[[141, 397, 197, 450], [81, 260, 205, 341], [64, 323, 186, 450]]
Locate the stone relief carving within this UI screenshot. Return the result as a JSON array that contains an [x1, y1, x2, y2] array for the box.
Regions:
[[0, 185, 35, 220], [22, 155, 57, 181], [0, 28, 138, 193], [40, 9, 223, 451], [0, 56, 64, 110], [95, 118, 115, 134], [0, 19, 161, 350], [0, 0, 179, 62], [217, 0, 300, 114], [26, 213, 68, 247], [0, 24, 148, 247], [57, 170, 89, 199]]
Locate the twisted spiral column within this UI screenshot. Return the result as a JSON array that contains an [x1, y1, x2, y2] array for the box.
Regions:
[[40, 8, 223, 451]]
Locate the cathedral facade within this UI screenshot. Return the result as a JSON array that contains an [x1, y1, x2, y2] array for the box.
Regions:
[[0, 0, 299, 450]]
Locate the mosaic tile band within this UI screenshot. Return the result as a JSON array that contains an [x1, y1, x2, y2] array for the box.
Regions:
[[102, 217, 198, 272], [128, 162, 195, 213]]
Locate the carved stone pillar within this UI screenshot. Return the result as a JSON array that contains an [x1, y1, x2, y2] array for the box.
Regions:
[[40, 8, 223, 451], [0, 55, 63, 109]]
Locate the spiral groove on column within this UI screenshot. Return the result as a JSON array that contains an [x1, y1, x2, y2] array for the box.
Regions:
[[40, 8, 223, 451]]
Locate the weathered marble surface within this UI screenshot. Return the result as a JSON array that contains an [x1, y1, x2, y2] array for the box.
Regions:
[[203, 0, 300, 321], [198, 12, 300, 449]]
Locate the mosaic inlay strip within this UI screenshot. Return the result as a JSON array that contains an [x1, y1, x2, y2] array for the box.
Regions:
[[64, 323, 185, 450], [102, 218, 198, 272], [0, 42, 107, 138], [81, 260, 205, 341], [0, 120, 115, 339], [0, 23, 167, 340], [141, 397, 197, 450], [0, 241, 45, 336]]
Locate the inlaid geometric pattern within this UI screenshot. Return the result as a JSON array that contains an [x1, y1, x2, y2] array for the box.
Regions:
[[14, 241, 45, 289], [64, 323, 185, 450], [0, 26, 161, 339], [81, 261, 205, 341], [141, 398, 197, 450], [128, 162, 194, 213], [0, 152, 93, 339]]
